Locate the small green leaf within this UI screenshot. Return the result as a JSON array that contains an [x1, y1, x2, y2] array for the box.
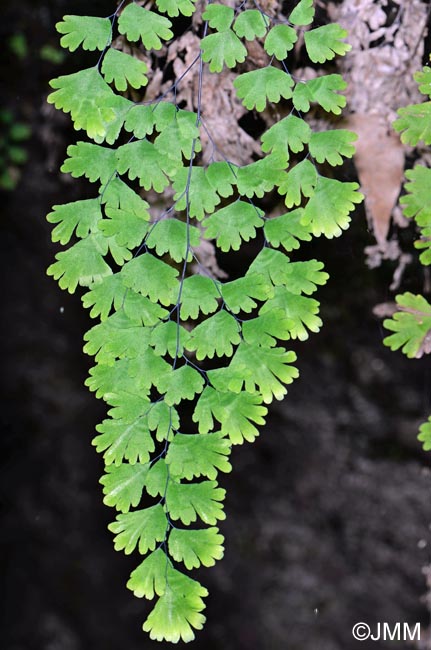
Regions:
[[261, 287, 322, 340], [101, 462, 150, 512], [167, 480, 226, 525], [154, 109, 201, 160], [194, 386, 267, 443], [61, 141, 117, 184], [400, 166, 431, 224], [203, 201, 264, 251], [414, 66, 431, 97], [233, 10, 268, 40], [146, 218, 200, 262], [309, 129, 356, 165], [383, 293, 431, 359], [99, 207, 149, 250], [109, 504, 167, 554], [242, 310, 292, 347], [121, 254, 179, 306], [150, 320, 190, 357], [142, 567, 207, 643], [93, 417, 155, 465], [83, 311, 151, 363], [157, 366, 205, 406], [116, 139, 177, 192], [264, 208, 313, 251], [202, 4, 234, 31], [156, 0, 196, 17], [166, 432, 232, 480], [124, 105, 157, 139], [101, 48, 148, 91], [221, 274, 271, 313], [393, 102, 431, 146], [234, 67, 294, 112], [180, 275, 220, 320], [264, 24, 297, 60], [56, 15, 112, 51], [105, 390, 151, 422], [277, 159, 317, 208], [127, 548, 168, 598], [418, 417, 431, 451], [186, 310, 241, 360], [261, 115, 311, 159], [236, 155, 287, 198], [118, 4, 173, 50], [168, 527, 224, 569], [47, 198, 102, 245], [172, 166, 221, 220], [301, 176, 362, 238], [293, 74, 347, 115], [289, 0, 315, 26], [47, 234, 111, 293], [201, 30, 247, 73], [101, 177, 150, 219], [208, 342, 298, 404], [304, 24, 351, 63], [48, 68, 131, 143]]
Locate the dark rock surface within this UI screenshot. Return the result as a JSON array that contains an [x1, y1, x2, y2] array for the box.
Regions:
[[1, 3, 431, 650]]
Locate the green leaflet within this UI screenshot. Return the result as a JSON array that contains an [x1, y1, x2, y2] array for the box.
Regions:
[[264, 25, 298, 60], [264, 208, 313, 251], [48, 68, 132, 143], [202, 4, 234, 31], [121, 254, 179, 306], [156, 0, 196, 17], [208, 342, 298, 404], [116, 139, 178, 192], [418, 418, 431, 452], [166, 480, 226, 525], [202, 201, 264, 251], [304, 24, 351, 63], [278, 158, 317, 207], [109, 504, 167, 554], [194, 386, 267, 444], [201, 30, 247, 73], [289, 0, 315, 25], [186, 310, 241, 359], [56, 15, 112, 52], [383, 293, 431, 359], [157, 365, 205, 406], [101, 462, 150, 512], [180, 274, 220, 320], [101, 48, 148, 91], [47, 1, 358, 642], [61, 141, 117, 184], [47, 198, 102, 245], [142, 566, 207, 643], [234, 67, 294, 112], [168, 527, 224, 569], [233, 10, 269, 40], [47, 234, 112, 293], [261, 115, 311, 159], [146, 218, 201, 262], [93, 416, 155, 466], [309, 129, 357, 165], [166, 432, 232, 480], [292, 74, 347, 114], [301, 176, 363, 238], [260, 287, 322, 340], [393, 102, 431, 146], [118, 3, 173, 50]]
